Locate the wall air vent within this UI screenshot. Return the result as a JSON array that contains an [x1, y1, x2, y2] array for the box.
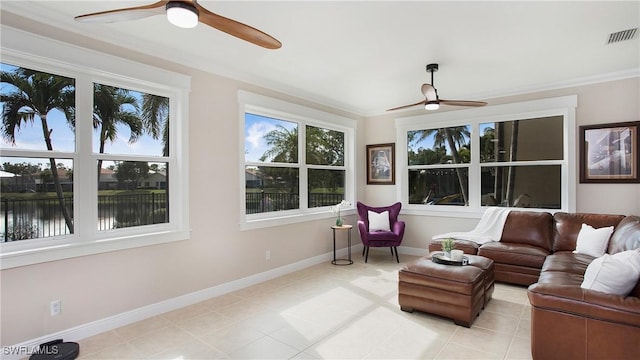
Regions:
[[607, 28, 638, 44]]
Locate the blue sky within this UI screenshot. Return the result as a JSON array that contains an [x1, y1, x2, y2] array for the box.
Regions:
[[244, 113, 296, 163], [1, 62, 164, 170]]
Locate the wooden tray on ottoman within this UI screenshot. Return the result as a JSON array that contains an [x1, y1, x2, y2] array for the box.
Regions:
[[431, 252, 470, 266]]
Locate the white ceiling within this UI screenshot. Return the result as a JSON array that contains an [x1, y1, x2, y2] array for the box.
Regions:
[[2, 1, 639, 116]]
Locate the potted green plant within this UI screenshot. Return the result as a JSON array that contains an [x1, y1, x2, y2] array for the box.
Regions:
[[441, 238, 455, 259]]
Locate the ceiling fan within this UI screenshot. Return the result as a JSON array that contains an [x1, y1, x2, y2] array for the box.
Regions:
[[387, 63, 487, 111], [74, 0, 281, 50]]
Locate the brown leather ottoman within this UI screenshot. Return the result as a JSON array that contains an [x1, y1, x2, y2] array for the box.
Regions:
[[398, 254, 494, 327]]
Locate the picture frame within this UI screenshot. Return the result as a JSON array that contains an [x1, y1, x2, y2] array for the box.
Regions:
[[579, 121, 640, 183], [366, 143, 395, 185]]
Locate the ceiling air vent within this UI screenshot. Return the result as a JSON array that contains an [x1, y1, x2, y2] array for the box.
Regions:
[[607, 28, 638, 44]]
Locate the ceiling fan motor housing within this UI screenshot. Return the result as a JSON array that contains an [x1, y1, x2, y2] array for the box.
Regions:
[[166, 1, 199, 15]]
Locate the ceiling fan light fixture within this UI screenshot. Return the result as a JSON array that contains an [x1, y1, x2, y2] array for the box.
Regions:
[[166, 2, 199, 28], [425, 101, 440, 110]]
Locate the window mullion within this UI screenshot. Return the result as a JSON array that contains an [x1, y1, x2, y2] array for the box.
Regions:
[[564, 107, 577, 212], [74, 76, 97, 240], [468, 122, 480, 208], [299, 123, 308, 210]]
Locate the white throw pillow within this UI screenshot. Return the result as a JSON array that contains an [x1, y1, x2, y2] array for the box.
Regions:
[[368, 210, 390, 232], [573, 223, 614, 257], [581, 249, 640, 296]]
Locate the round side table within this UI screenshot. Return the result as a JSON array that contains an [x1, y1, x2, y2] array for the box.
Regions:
[[331, 224, 353, 265]]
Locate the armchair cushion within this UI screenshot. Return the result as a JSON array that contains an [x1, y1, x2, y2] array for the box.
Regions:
[[368, 210, 390, 231]]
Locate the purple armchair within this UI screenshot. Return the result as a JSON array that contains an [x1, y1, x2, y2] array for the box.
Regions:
[[356, 202, 405, 263]]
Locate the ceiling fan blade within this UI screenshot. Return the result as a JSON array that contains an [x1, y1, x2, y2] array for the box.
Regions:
[[196, 3, 282, 49], [440, 99, 488, 107], [420, 84, 437, 99], [420, 83, 438, 100], [75, 1, 167, 23], [386, 100, 426, 111]]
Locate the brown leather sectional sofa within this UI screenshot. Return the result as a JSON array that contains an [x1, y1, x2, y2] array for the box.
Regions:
[[428, 210, 640, 360]]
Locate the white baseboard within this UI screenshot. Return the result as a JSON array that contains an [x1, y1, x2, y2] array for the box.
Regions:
[[2, 244, 425, 359], [398, 245, 430, 257]]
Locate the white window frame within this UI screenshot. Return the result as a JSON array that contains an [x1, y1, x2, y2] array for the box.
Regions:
[[238, 91, 356, 230], [0, 26, 191, 269], [396, 95, 577, 218]]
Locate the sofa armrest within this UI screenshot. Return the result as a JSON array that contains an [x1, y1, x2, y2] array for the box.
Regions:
[[527, 283, 640, 327]]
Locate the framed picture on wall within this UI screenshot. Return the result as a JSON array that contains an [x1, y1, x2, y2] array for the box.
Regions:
[[579, 121, 640, 183], [366, 143, 395, 185]]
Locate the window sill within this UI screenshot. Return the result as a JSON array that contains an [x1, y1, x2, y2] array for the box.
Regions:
[[240, 209, 356, 231], [401, 206, 485, 219], [0, 229, 191, 269], [401, 206, 564, 219]]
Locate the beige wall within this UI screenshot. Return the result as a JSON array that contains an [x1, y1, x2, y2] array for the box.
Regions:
[[1, 16, 639, 346]]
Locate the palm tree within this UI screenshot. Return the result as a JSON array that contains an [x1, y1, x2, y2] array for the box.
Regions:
[[141, 94, 169, 156], [412, 126, 471, 205], [140, 94, 170, 217], [485, 121, 519, 206], [504, 120, 520, 206], [1, 67, 75, 233], [93, 84, 142, 178], [260, 124, 298, 163]]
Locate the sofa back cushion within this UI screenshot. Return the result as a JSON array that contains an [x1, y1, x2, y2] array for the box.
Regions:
[[553, 212, 625, 252], [501, 211, 554, 251], [607, 215, 640, 254], [609, 215, 640, 297]]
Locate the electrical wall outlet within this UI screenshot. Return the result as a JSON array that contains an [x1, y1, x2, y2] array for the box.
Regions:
[[266, 250, 271, 260], [50, 300, 61, 316]]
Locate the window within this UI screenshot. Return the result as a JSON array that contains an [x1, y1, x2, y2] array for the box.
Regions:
[[239, 91, 355, 230], [0, 27, 190, 269], [408, 126, 471, 206], [479, 116, 564, 209], [397, 96, 577, 216], [1, 64, 76, 239], [93, 83, 170, 231], [245, 115, 300, 214]]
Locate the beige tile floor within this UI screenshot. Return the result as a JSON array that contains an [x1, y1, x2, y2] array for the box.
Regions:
[[77, 253, 532, 359]]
